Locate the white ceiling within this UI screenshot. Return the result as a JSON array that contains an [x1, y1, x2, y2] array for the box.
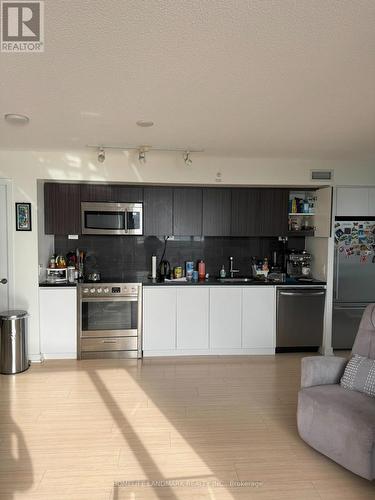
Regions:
[[0, 0, 375, 159]]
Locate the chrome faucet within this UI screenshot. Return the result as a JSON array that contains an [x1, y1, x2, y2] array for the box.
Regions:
[[229, 256, 239, 278]]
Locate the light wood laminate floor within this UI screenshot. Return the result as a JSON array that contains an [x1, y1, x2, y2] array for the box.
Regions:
[[0, 354, 374, 499]]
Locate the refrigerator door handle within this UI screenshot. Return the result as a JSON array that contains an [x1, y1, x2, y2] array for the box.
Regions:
[[334, 304, 368, 310], [334, 248, 340, 301]]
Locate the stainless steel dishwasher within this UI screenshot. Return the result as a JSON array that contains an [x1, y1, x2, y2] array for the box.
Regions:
[[276, 287, 326, 352]]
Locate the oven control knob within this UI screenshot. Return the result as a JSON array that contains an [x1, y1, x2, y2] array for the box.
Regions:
[[104, 288, 109, 294], [83, 288, 89, 294], [90, 288, 96, 294], [97, 288, 102, 294]]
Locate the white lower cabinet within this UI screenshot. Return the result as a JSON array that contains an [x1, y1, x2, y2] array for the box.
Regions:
[[39, 287, 77, 359], [143, 286, 276, 356], [143, 287, 176, 351], [176, 288, 209, 349], [242, 287, 275, 351], [209, 287, 242, 349]]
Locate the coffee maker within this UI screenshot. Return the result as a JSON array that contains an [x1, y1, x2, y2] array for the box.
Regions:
[[287, 250, 312, 278]]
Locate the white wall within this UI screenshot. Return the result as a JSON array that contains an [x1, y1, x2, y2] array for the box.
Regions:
[[0, 149, 374, 359], [37, 180, 54, 282]]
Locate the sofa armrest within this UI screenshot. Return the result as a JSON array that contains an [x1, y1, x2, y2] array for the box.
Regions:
[[301, 356, 348, 389]]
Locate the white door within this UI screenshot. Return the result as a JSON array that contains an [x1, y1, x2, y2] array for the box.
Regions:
[[242, 287, 275, 350], [176, 287, 209, 349], [314, 187, 332, 237], [210, 287, 242, 349], [143, 287, 176, 351], [0, 184, 9, 312], [40, 288, 77, 359], [336, 187, 369, 217], [368, 188, 375, 217]]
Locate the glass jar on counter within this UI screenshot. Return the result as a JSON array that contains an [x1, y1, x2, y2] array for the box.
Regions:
[[67, 266, 76, 283]]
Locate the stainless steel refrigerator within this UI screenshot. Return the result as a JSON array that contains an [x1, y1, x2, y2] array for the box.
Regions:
[[333, 221, 375, 349]]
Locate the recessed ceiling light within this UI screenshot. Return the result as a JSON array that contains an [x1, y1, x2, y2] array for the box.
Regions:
[[4, 113, 30, 125], [136, 120, 154, 128]]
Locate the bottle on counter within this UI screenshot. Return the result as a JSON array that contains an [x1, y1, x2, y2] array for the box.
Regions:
[[185, 261, 194, 280], [174, 266, 183, 279], [262, 258, 269, 272], [198, 260, 206, 280], [220, 265, 226, 278]]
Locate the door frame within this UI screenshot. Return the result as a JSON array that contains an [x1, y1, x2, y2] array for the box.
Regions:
[[0, 179, 15, 310]]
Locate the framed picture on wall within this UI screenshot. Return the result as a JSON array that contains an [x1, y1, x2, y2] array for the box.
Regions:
[[15, 202, 32, 231]]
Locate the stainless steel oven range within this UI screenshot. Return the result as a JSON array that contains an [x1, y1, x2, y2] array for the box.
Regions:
[[78, 283, 142, 359]]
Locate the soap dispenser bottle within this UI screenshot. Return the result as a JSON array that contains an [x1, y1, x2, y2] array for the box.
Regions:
[[220, 265, 226, 278]]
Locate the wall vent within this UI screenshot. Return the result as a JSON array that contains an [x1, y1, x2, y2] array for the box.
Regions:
[[310, 169, 333, 181]]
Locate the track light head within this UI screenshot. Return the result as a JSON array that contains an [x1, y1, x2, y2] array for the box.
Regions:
[[138, 148, 147, 163], [183, 151, 192, 167], [97, 148, 105, 163]]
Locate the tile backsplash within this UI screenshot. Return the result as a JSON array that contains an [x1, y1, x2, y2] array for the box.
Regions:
[[55, 235, 305, 280]]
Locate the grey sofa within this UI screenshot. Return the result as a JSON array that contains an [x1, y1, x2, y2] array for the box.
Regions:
[[297, 303, 375, 480]]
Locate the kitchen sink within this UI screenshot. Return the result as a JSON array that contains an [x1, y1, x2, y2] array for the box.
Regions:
[[217, 277, 254, 283]]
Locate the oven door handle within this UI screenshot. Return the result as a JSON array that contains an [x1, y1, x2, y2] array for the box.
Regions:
[[81, 297, 138, 302]]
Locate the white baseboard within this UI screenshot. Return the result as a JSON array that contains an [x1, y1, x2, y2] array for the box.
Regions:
[[42, 353, 77, 360], [29, 353, 43, 363], [143, 348, 275, 357]]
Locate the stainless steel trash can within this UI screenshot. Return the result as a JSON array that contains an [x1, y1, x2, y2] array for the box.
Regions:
[[0, 310, 30, 374]]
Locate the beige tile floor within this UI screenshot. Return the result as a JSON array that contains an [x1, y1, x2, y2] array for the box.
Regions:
[[0, 354, 374, 499]]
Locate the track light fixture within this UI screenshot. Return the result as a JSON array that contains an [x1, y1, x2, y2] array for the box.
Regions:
[[88, 145, 203, 166], [138, 147, 147, 163], [97, 147, 105, 163], [183, 151, 192, 167]]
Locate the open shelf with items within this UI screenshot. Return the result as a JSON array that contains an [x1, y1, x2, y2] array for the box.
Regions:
[[287, 230, 314, 237], [288, 190, 316, 234], [288, 213, 315, 216], [288, 188, 332, 238]]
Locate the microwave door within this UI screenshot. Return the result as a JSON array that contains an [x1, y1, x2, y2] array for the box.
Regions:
[[125, 209, 143, 235], [84, 210, 125, 234]]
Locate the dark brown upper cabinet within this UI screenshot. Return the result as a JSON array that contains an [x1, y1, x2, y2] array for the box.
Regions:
[[231, 188, 260, 236], [80, 184, 143, 202], [173, 188, 202, 236], [202, 188, 232, 236], [144, 187, 173, 236], [231, 188, 289, 237], [44, 183, 81, 235], [110, 185, 143, 202], [80, 184, 112, 202], [258, 189, 289, 236]]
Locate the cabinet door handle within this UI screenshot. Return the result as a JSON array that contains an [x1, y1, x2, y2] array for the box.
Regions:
[[0, 278, 7, 285], [102, 340, 118, 344]]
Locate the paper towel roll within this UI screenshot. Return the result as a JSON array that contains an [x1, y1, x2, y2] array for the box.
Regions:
[[151, 255, 157, 279]]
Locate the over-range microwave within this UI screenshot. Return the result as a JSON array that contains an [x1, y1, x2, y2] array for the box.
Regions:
[[81, 202, 143, 235]]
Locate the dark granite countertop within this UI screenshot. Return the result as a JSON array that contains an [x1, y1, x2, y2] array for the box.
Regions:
[[39, 276, 326, 287], [39, 281, 78, 287], [143, 277, 326, 287]]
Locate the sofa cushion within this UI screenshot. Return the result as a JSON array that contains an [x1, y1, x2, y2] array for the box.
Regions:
[[298, 385, 375, 479], [341, 354, 375, 397], [352, 303, 375, 359]]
